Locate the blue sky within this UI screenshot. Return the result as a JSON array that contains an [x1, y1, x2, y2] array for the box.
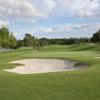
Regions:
[[0, 0, 100, 39]]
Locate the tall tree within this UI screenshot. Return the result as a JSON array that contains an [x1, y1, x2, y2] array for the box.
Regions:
[[91, 29, 100, 43], [0, 26, 17, 48], [23, 33, 35, 47], [23, 33, 40, 50]]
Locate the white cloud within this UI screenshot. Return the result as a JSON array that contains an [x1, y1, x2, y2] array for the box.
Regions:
[[0, 0, 56, 19], [29, 0, 56, 18], [0, 0, 99, 19], [39, 24, 100, 33], [0, 20, 9, 27], [54, 0, 100, 18], [38, 27, 53, 33], [71, 0, 100, 18], [12, 23, 100, 39], [0, 0, 42, 18]]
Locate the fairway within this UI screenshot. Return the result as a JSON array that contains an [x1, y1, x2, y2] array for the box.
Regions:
[[0, 45, 100, 100]]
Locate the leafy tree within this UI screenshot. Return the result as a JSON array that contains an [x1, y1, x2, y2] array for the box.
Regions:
[[17, 40, 24, 48], [23, 33, 40, 50], [23, 33, 35, 47], [0, 26, 17, 48], [33, 38, 40, 50], [39, 38, 50, 47], [91, 29, 100, 43], [9, 33, 17, 48]]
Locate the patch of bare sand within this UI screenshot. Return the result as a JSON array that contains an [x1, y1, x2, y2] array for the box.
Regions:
[[4, 59, 86, 74]]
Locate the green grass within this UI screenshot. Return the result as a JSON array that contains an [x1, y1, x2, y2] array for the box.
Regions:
[[41, 44, 100, 51], [0, 44, 100, 100]]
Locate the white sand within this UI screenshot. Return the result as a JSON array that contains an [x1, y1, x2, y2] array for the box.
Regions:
[[4, 59, 86, 74]]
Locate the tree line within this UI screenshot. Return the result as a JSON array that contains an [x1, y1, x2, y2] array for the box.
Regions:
[[0, 26, 100, 49], [0, 27, 17, 48]]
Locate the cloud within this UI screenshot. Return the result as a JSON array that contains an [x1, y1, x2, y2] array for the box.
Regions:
[[39, 24, 100, 33], [54, 0, 100, 18], [71, 0, 100, 18], [0, 0, 99, 20], [0, 0, 56, 19], [33, 0, 56, 18], [0, 0, 42, 19], [0, 20, 9, 27], [12, 23, 100, 39]]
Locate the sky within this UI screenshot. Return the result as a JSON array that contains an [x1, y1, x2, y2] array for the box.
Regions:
[[0, 0, 100, 39]]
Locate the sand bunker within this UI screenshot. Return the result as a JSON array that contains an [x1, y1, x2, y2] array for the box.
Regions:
[[4, 59, 86, 74]]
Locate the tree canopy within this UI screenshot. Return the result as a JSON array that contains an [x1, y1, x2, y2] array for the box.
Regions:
[[0, 27, 17, 48], [91, 29, 100, 43], [0, 26, 100, 49]]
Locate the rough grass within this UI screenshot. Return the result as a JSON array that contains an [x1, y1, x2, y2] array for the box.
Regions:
[[0, 44, 100, 100]]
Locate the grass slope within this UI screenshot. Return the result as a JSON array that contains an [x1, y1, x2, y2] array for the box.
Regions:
[[41, 44, 100, 51], [0, 45, 100, 100]]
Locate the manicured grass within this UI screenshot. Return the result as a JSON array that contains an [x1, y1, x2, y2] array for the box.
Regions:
[[41, 44, 100, 51], [0, 45, 100, 100]]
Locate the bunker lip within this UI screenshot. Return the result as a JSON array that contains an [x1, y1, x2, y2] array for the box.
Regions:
[[4, 59, 87, 74]]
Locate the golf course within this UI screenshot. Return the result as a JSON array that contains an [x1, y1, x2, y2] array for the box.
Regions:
[[0, 0, 100, 99], [0, 44, 100, 100]]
